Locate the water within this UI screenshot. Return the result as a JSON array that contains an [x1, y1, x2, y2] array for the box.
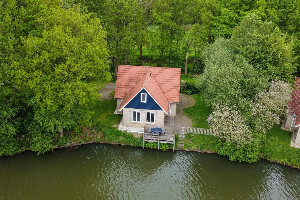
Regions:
[[0, 144, 300, 200]]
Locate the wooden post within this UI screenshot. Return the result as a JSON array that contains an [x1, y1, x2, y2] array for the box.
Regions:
[[143, 133, 144, 149], [185, 51, 188, 75], [158, 134, 160, 150], [173, 135, 175, 152]]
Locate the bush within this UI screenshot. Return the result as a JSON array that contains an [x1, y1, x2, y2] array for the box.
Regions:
[[215, 139, 261, 163], [144, 142, 173, 151], [101, 127, 143, 147], [180, 80, 200, 95]]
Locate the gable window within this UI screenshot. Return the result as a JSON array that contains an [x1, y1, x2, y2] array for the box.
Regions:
[[141, 93, 147, 103], [146, 112, 155, 123], [132, 110, 141, 122]]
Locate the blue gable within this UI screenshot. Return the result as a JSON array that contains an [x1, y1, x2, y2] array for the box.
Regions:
[[124, 89, 162, 110]]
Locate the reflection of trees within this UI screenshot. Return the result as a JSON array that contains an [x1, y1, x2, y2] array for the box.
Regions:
[[83, 144, 176, 199]]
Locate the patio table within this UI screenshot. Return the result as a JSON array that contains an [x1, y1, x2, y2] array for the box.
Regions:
[[151, 128, 163, 135]]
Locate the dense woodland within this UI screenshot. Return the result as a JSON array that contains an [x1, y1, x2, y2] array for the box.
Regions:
[[0, 0, 299, 160]]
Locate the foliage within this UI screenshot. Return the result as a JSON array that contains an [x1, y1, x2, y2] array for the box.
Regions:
[[183, 93, 212, 128], [180, 80, 200, 95], [0, 0, 110, 155], [215, 139, 261, 163], [251, 81, 292, 133], [101, 128, 142, 147], [198, 38, 268, 109], [144, 142, 173, 151], [211, 105, 253, 145], [231, 14, 296, 82], [184, 133, 260, 163]]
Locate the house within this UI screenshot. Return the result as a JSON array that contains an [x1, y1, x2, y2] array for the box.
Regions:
[[284, 77, 300, 148], [114, 65, 181, 133]]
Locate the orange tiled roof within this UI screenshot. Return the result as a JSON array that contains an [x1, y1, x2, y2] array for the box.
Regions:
[[289, 78, 300, 126], [119, 71, 169, 113], [114, 65, 181, 103]]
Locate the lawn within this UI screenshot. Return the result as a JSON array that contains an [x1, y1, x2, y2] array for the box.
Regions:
[[181, 73, 198, 84], [183, 93, 212, 128], [92, 97, 122, 127], [184, 133, 219, 152], [261, 125, 300, 168]]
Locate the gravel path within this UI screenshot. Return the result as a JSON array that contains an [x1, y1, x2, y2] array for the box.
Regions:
[[175, 93, 195, 127], [99, 83, 116, 100]]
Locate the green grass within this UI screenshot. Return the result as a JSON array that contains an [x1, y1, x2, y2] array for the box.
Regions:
[[183, 93, 212, 128], [92, 97, 122, 127], [181, 74, 198, 84], [261, 125, 300, 168], [184, 133, 219, 151]]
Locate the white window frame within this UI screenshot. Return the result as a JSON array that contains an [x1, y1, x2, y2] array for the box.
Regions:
[[141, 93, 147, 103], [146, 112, 155, 124], [132, 110, 141, 123]]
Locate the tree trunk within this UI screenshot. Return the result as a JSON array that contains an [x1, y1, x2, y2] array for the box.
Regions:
[[139, 44, 143, 65], [124, 48, 127, 65], [115, 57, 119, 79], [185, 51, 189, 75]]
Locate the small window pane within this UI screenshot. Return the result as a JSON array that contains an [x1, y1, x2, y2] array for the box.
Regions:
[[146, 112, 154, 123], [141, 93, 147, 103], [133, 111, 136, 121], [151, 113, 155, 122], [147, 112, 150, 122], [137, 112, 140, 122]]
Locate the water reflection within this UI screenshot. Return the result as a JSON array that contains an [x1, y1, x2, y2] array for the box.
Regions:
[[0, 144, 299, 200]]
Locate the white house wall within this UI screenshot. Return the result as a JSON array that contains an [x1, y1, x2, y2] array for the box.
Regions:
[[122, 108, 165, 128]]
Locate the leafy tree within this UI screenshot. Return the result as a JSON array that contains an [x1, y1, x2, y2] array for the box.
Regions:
[[211, 105, 253, 145], [0, 0, 57, 155], [231, 14, 296, 82], [251, 81, 292, 133], [212, 0, 256, 39], [0, 0, 110, 155], [198, 38, 268, 110]]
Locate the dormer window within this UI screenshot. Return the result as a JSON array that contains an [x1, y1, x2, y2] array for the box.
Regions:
[[141, 93, 147, 103]]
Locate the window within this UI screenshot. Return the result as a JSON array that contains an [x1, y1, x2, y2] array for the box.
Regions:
[[132, 111, 141, 122], [141, 93, 147, 103], [146, 112, 155, 123]]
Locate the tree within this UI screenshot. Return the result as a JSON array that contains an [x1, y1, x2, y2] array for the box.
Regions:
[[0, 0, 57, 155], [0, 0, 110, 155], [198, 38, 268, 110], [211, 105, 253, 145], [231, 14, 296, 82], [251, 81, 292, 133]]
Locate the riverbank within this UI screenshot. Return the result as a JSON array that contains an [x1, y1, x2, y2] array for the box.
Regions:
[[5, 88, 299, 170], [53, 90, 300, 169]]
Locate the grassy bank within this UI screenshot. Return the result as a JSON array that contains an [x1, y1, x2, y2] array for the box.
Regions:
[[261, 125, 300, 168], [56, 97, 175, 151], [182, 93, 300, 169]]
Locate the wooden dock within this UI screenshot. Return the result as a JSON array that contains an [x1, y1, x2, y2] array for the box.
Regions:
[[142, 133, 176, 152]]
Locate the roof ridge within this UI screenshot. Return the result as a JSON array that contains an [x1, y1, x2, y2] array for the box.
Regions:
[[142, 71, 150, 87], [147, 71, 169, 102]]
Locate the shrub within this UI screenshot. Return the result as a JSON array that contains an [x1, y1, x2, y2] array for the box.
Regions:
[[215, 139, 261, 163], [180, 80, 200, 95]]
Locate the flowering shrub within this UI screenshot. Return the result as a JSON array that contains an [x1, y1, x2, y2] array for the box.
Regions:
[[211, 105, 253, 146], [252, 81, 292, 133]]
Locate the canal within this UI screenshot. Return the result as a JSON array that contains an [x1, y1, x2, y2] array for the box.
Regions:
[[1, 144, 300, 200]]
